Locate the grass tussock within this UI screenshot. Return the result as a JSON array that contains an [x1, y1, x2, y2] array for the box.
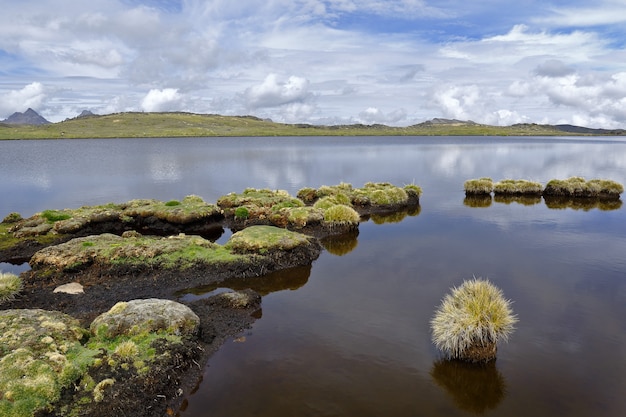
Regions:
[[431, 278, 517, 362], [0, 272, 22, 303], [464, 178, 493, 195], [543, 177, 624, 199], [493, 179, 543, 195]]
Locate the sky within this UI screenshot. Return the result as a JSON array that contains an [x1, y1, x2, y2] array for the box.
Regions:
[[1, 0, 626, 127]]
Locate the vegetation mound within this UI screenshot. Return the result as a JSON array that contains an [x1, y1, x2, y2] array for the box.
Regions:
[[430, 278, 517, 363], [464, 178, 494, 195], [1, 196, 224, 263], [0, 299, 209, 417], [0, 309, 89, 417], [543, 177, 624, 199], [464, 177, 623, 201], [493, 179, 543, 195]]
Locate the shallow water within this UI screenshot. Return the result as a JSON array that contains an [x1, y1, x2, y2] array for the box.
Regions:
[[1, 136, 625, 416]]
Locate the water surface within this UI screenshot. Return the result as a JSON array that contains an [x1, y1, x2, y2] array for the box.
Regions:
[[1, 136, 625, 416]]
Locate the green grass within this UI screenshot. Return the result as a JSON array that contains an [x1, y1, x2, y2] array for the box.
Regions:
[[0, 112, 581, 140], [322, 204, 361, 225], [430, 278, 517, 362]]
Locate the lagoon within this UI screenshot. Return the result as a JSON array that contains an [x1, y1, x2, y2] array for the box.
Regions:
[[1, 136, 625, 416]]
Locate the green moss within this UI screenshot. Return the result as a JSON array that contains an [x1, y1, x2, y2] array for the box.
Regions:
[[164, 200, 181, 206], [234, 206, 250, 219], [225, 225, 314, 253], [41, 209, 72, 223], [0, 310, 94, 417]]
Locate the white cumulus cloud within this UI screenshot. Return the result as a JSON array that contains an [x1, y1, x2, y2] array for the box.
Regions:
[[0, 82, 47, 117], [244, 74, 311, 109], [140, 88, 183, 112]]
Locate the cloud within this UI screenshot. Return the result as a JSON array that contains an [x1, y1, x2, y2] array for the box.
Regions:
[[534, 60, 575, 78], [243, 74, 312, 109], [1, 1, 626, 126], [140, 88, 183, 112], [535, 1, 626, 27], [358, 107, 407, 124], [0, 82, 47, 117]]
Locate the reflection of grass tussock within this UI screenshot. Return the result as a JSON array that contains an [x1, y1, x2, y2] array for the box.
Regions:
[[431, 279, 517, 362], [463, 195, 492, 208], [543, 177, 624, 199], [369, 211, 408, 224], [493, 194, 542, 206], [544, 196, 623, 211], [493, 179, 543, 195], [178, 264, 312, 296], [430, 359, 507, 415], [320, 230, 359, 256], [464, 178, 493, 195]]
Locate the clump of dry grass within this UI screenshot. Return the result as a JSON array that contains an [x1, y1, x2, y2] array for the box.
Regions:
[[0, 271, 22, 303], [543, 177, 624, 199], [493, 179, 543, 195], [430, 278, 517, 362], [464, 178, 493, 195]]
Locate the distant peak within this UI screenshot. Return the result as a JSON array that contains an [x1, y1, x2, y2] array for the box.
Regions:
[[3, 108, 50, 125]]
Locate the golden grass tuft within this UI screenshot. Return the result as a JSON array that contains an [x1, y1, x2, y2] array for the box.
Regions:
[[430, 278, 517, 362], [543, 177, 624, 199], [493, 179, 543, 195], [0, 271, 22, 303], [464, 178, 493, 195], [322, 204, 361, 225]]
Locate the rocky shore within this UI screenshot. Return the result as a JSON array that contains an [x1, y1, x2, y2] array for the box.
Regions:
[[0, 182, 421, 417]]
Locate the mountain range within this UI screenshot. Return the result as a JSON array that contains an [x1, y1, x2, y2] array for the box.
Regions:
[[1, 109, 625, 136]]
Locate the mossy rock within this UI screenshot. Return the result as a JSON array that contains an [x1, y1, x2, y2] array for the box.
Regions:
[[0, 309, 90, 417], [217, 188, 302, 213], [29, 233, 242, 274], [224, 225, 317, 254], [90, 299, 200, 339]]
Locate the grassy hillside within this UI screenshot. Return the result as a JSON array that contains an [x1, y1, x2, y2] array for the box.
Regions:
[[0, 112, 590, 140]]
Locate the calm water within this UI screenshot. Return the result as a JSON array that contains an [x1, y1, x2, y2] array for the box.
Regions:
[[1, 136, 625, 416]]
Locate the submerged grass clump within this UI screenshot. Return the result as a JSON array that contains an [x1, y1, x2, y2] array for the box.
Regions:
[[0, 272, 22, 303], [464, 178, 493, 195], [431, 278, 517, 363]]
